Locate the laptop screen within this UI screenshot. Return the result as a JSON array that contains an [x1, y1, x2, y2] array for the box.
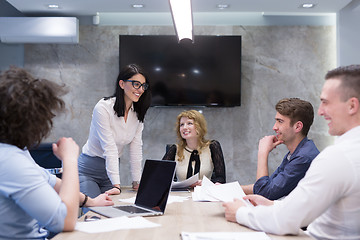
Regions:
[[135, 159, 176, 213]]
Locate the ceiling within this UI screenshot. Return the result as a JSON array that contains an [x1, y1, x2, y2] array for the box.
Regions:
[[5, 0, 353, 16]]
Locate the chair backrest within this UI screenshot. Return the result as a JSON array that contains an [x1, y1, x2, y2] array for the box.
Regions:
[[166, 144, 173, 153], [29, 143, 62, 177]]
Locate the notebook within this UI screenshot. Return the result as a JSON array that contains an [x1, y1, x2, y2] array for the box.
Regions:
[[89, 159, 176, 218]]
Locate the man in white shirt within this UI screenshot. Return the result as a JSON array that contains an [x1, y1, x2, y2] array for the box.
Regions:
[[223, 64, 360, 239]]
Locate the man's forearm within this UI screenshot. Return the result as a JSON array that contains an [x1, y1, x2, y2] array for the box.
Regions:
[[256, 152, 269, 180], [242, 184, 254, 195], [59, 157, 79, 231]]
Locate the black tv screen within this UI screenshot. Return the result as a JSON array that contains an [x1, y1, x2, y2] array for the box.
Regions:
[[119, 35, 241, 107]]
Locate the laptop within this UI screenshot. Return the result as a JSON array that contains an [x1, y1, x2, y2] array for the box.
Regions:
[[89, 159, 176, 218]]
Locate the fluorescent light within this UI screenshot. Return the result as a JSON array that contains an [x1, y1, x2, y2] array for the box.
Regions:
[[217, 4, 229, 10], [47, 4, 59, 9], [300, 3, 316, 8], [169, 0, 193, 42], [132, 4, 144, 8]]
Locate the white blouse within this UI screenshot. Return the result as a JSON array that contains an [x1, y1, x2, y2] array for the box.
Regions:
[[175, 145, 214, 181], [82, 97, 143, 185]]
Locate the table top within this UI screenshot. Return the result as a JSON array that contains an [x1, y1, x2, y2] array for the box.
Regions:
[[53, 188, 313, 240]]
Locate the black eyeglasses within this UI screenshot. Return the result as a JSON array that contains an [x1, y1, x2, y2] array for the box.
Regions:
[[123, 80, 149, 90]]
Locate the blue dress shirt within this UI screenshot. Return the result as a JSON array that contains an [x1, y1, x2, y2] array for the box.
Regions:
[[0, 143, 67, 239], [253, 137, 319, 200]]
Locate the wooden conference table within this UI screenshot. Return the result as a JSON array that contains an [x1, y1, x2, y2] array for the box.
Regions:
[[53, 188, 312, 240]]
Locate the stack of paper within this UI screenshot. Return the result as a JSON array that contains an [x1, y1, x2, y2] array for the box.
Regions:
[[172, 173, 199, 189], [75, 216, 160, 233], [192, 176, 253, 207], [181, 231, 271, 240]]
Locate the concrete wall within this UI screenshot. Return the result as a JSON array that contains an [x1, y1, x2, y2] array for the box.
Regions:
[[0, 0, 24, 70], [24, 25, 335, 185], [337, 0, 360, 66]]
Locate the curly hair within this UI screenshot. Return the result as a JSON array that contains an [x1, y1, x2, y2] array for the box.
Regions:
[[175, 110, 210, 161], [0, 66, 68, 149], [275, 98, 314, 136]]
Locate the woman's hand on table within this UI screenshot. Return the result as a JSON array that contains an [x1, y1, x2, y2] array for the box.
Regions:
[[86, 193, 114, 207], [190, 180, 202, 188], [105, 185, 122, 195]]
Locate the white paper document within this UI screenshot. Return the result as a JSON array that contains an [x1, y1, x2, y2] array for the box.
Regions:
[[181, 231, 271, 240], [172, 173, 199, 189], [75, 216, 160, 233], [192, 176, 253, 207], [192, 176, 219, 202], [119, 195, 190, 204]]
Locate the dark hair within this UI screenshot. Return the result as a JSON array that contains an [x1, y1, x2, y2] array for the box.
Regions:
[[105, 64, 152, 122], [275, 98, 314, 136], [0, 66, 67, 149], [325, 64, 360, 101]]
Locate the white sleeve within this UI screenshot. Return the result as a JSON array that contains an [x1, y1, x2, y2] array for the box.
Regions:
[[235, 146, 353, 235], [92, 102, 120, 185], [129, 122, 144, 182]]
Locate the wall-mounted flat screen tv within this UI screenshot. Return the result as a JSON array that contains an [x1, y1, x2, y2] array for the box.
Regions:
[[119, 35, 241, 107]]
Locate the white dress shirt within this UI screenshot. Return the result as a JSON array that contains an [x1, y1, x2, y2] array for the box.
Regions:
[[236, 126, 360, 239], [82, 97, 143, 185]]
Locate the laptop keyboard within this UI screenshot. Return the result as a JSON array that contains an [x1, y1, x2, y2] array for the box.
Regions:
[[115, 205, 152, 214]]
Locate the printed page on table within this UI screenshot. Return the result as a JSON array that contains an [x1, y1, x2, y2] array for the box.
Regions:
[[193, 176, 254, 207], [181, 231, 271, 240], [172, 173, 199, 190]]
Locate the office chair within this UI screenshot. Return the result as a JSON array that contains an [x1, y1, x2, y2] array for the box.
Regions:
[[29, 143, 62, 178], [29, 143, 84, 222], [166, 144, 173, 153]]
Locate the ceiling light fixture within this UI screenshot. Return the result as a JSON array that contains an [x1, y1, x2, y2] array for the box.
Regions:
[[93, 12, 100, 25], [169, 0, 194, 43], [132, 4, 144, 8], [300, 3, 316, 8], [47, 4, 59, 9], [217, 4, 229, 10]]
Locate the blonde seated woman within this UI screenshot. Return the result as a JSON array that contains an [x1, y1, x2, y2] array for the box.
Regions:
[[162, 110, 226, 185]]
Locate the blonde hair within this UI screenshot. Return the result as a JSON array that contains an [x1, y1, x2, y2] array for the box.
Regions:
[[175, 110, 210, 161]]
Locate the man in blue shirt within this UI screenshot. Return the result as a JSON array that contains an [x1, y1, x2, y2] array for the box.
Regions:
[[242, 98, 319, 200]]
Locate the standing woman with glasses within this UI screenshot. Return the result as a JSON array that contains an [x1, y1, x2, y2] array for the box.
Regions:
[[78, 64, 151, 197]]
